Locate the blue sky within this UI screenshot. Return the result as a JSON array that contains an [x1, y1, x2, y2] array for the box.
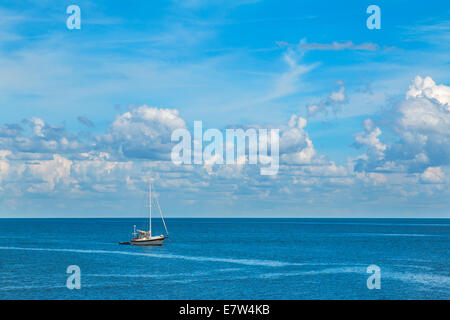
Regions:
[[0, 0, 449, 217]]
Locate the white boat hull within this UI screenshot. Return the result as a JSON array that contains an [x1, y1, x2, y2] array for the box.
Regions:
[[131, 236, 166, 246]]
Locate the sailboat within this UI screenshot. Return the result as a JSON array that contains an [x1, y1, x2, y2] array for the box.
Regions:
[[129, 181, 169, 246]]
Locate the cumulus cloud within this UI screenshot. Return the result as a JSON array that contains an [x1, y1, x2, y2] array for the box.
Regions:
[[96, 105, 186, 160], [398, 87, 450, 136], [0, 117, 87, 155], [72, 151, 133, 185], [0, 150, 11, 184], [0, 123, 22, 137], [406, 76, 450, 108], [306, 85, 347, 117], [0, 106, 189, 199], [353, 76, 450, 175], [280, 115, 319, 165], [354, 119, 386, 160], [0, 150, 11, 159], [390, 76, 450, 171], [355, 171, 387, 186], [1, 90, 449, 215], [420, 167, 444, 184], [26, 154, 72, 192]]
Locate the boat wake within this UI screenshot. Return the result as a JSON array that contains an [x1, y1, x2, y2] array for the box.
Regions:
[[0, 246, 303, 267]]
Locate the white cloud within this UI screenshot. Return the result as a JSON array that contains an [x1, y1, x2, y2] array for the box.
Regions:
[[392, 77, 450, 171], [1, 88, 450, 215], [420, 167, 444, 184], [72, 152, 133, 183], [0, 150, 11, 159], [264, 50, 317, 101], [279, 115, 319, 165], [354, 119, 386, 160], [30, 117, 45, 137], [0, 150, 12, 186], [0, 117, 86, 155], [399, 92, 450, 136], [354, 76, 450, 175], [329, 86, 346, 103], [306, 85, 347, 117], [299, 41, 379, 51], [0, 158, 10, 184], [356, 172, 387, 186], [26, 154, 72, 192], [406, 76, 450, 107], [96, 105, 186, 160], [277, 40, 379, 51]]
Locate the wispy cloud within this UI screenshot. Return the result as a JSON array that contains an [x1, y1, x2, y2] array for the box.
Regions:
[[77, 116, 95, 128], [399, 19, 450, 45], [277, 40, 379, 51]]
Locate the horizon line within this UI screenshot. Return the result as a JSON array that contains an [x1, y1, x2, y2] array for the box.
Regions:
[[0, 216, 448, 219]]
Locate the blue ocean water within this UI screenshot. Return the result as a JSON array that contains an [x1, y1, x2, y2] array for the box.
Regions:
[[0, 218, 448, 300]]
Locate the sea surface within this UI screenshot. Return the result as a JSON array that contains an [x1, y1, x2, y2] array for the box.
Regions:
[[0, 218, 449, 300]]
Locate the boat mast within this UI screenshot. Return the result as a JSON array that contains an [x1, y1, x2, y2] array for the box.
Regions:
[[154, 189, 169, 237], [149, 180, 152, 236]]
